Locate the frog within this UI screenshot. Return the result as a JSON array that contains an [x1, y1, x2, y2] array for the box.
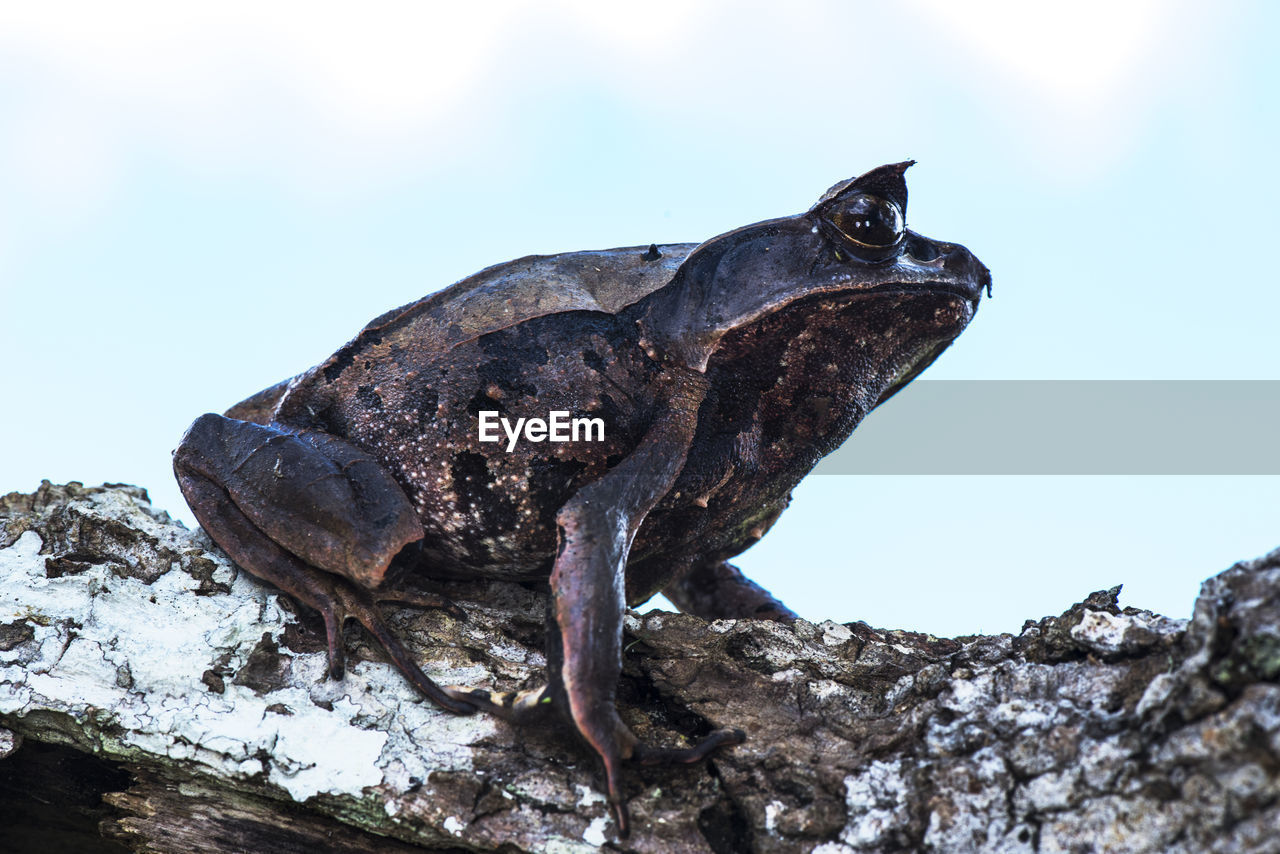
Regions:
[[173, 161, 990, 836]]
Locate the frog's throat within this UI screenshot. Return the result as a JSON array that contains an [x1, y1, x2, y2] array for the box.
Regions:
[[873, 338, 954, 409]]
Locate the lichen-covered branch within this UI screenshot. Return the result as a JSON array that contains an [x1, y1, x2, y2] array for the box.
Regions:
[[2, 482, 1278, 852]]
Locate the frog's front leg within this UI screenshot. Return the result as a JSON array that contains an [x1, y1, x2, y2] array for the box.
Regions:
[[546, 372, 743, 835], [173, 413, 475, 714]]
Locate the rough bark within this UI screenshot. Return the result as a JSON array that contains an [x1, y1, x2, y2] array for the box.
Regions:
[[1, 481, 1278, 853]]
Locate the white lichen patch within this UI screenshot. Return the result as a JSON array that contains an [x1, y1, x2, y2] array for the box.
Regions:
[[989, 697, 1054, 731], [939, 669, 995, 715], [923, 747, 1018, 851], [809, 679, 847, 701], [542, 839, 605, 854], [837, 760, 911, 848], [269, 694, 389, 800], [819, 621, 853, 646], [582, 815, 609, 846], [575, 783, 607, 808], [1070, 610, 1135, 655], [0, 500, 495, 806], [1070, 608, 1186, 658], [765, 799, 785, 832], [483, 636, 531, 665]]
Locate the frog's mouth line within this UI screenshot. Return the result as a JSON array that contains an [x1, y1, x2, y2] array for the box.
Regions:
[[864, 280, 984, 305]]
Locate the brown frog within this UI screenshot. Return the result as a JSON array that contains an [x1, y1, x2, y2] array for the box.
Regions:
[[174, 161, 990, 835]]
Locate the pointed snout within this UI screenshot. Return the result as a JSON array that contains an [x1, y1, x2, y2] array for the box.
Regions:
[[903, 231, 992, 302]]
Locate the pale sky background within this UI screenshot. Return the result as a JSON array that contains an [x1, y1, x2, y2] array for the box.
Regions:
[[2, 1, 1277, 635]]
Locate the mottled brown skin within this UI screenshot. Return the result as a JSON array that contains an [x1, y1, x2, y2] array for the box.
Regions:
[[174, 162, 990, 835]]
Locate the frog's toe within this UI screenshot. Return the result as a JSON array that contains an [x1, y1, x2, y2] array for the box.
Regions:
[[603, 755, 631, 837], [330, 583, 478, 715], [441, 684, 554, 721], [631, 727, 745, 766], [376, 586, 468, 623], [319, 606, 347, 681]]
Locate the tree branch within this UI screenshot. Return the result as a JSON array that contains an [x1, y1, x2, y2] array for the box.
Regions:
[[2, 482, 1278, 852]]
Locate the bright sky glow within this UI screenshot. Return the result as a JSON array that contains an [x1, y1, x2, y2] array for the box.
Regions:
[[1, 2, 1276, 634]]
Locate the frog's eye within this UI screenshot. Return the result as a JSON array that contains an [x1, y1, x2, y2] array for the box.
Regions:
[[828, 194, 905, 250]]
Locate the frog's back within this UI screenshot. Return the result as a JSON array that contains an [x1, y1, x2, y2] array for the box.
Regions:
[[374, 243, 697, 351], [229, 244, 696, 424]]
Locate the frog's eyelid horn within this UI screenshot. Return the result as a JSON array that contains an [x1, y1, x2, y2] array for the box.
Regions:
[[812, 160, 914, 214]]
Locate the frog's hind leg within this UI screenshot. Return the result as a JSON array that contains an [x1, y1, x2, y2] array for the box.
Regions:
[[663, 559, 798, 622], [173, 413, 475, 715]]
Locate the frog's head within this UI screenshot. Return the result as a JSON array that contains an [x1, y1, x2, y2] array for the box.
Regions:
[[637, 162, 990, 408]]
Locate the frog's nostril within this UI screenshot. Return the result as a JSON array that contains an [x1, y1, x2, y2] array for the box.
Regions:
[[944, 246, 992, 297], [908, 237, 940, 263]]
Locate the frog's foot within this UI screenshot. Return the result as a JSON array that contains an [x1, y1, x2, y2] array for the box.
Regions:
[[375, 585, 467, 622], [441, 682, 742, 825], [324, 582, 477, 715], [663, 559, 798, 622], [632, 728, 746, 766], [174, 413, 475, 716], [358, 583, 468, 686], [441, 684, 556, 721], [587, 712, 744, 836]]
